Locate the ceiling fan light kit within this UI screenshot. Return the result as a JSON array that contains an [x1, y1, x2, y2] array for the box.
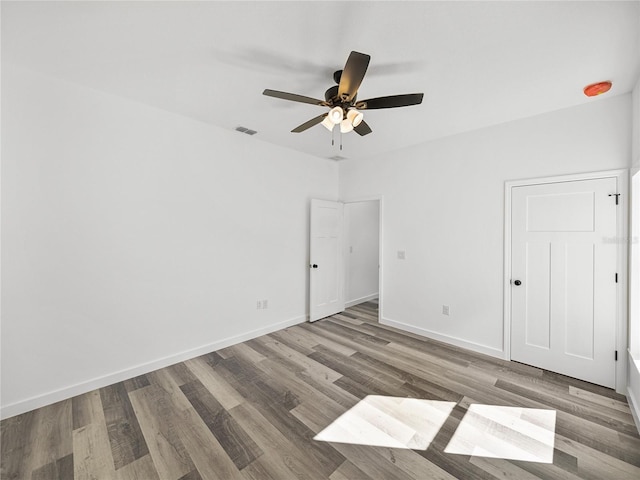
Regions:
[[263, 51, 424, 143]]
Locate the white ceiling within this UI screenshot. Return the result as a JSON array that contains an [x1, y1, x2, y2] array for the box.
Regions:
[[3, 1, 639, 161]]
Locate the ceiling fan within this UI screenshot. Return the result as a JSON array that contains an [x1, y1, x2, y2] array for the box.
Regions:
[[263, 51, 424, 136]]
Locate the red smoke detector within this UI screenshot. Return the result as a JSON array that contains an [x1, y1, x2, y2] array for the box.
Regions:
[[583, 81, 612, 97]]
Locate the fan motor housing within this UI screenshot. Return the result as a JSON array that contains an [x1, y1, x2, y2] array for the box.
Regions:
[[324, 85, 357, 109], [324, 85, 339, 102]]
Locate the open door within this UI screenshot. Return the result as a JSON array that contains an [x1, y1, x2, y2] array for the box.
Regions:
[[310, 199, 345, 322]]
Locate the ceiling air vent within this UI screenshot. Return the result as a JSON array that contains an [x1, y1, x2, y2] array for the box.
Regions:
[[235, 126, 257, 135], [329, 155, 347, 161]]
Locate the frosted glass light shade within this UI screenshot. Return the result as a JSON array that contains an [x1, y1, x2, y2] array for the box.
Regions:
[[328, 107, 344, 124], [321, 116, 335, 131], [347, 109, 363, 127], [340, 119, 354, 133]]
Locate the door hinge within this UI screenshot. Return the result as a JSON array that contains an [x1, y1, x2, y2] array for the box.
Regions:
[[615, 350, 618, 361], [608, 193, 620, 205], [615, 273, 618, 283]]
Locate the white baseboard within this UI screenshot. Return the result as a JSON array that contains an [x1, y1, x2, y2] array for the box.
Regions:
[[381, 316, 504, 359], [627, 351, 640, 435], [0, 315, 306, 420], [345, 293, 379, 309], [628, 387, 640, 436]]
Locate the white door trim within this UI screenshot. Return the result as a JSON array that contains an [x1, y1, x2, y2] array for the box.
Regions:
[[341, 195, 384, 322], [503, 169, 628, 393]]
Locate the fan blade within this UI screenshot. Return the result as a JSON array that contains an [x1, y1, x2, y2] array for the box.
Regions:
[[354, 120, 372, 136], [263, 89, 327, 106], [356, 93, 424, 110], [291, 113, 327, 133], [338, 51, 370, 102]]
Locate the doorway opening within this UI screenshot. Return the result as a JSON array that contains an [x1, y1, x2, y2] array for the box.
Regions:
[[343, 198, 382, 322]]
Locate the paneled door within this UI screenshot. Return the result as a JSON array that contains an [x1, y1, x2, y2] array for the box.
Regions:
[[511, 177, 618, 387], [310, 199, 345, 322]]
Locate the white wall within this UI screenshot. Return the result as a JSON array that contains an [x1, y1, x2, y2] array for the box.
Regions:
[[629, 75, 640, 432], [340, 95, 632, 357], [1, 65, 338, 417], [344, 201, 379, 307], [633, 76, 640, 167], [629, 169, 640, 432]]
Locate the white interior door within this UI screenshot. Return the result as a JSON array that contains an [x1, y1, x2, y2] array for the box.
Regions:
[[310, 199, 345, 322], [511, 177, 618, 388]]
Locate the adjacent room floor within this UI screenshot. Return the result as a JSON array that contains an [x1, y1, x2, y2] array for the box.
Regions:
[[2, 302, 639, 479]]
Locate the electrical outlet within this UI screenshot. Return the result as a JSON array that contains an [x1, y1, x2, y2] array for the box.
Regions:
[[442, 305, 450, 316], [262, 299, 268, 309], [397, 250, 406, 260], [257, 300, 262, 310]]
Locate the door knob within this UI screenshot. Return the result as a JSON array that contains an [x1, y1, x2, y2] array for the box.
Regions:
[[310, 264, 318, 269], [513, 279, 522, 286]]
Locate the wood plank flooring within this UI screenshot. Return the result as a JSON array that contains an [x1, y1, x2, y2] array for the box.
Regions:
[[2, 302, 639, 479]]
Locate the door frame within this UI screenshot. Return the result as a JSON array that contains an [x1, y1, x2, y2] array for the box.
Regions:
[[503, 169, 628, 393], [341, 195, 384, 322]]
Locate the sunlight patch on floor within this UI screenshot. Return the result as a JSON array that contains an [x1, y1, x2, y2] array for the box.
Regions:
[[444, 404, 556, 463], [314, 396, 456, 450]]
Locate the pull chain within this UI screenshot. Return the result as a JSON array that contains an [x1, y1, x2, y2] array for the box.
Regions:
[[329, 127, 345, 151]]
